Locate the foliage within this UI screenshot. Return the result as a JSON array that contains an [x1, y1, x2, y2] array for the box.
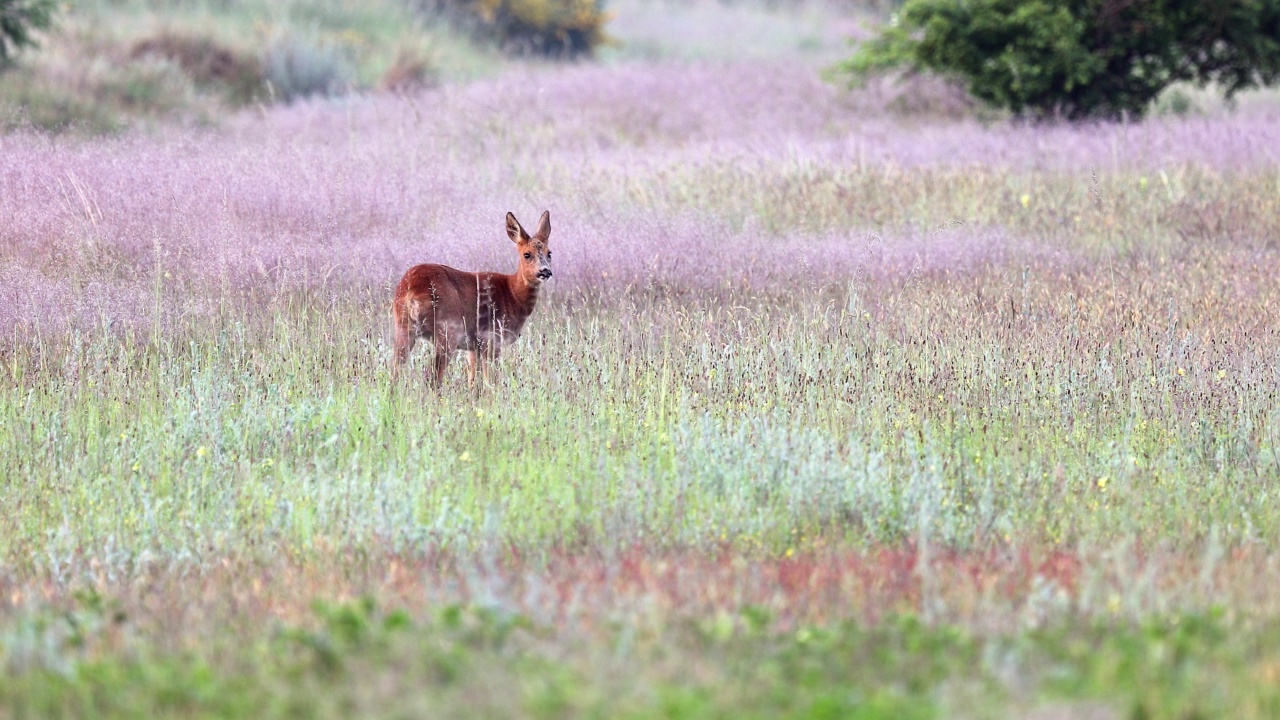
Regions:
[[128, 32, 264, 106], [0, 600, 1275, 719], [3, 24, 1280, 720], [419, 0, 610, 58], [1, 0, 475, 133], [377, 48, 437, 92], [0, 0, 56, 65], [3, 60, 1280, 552], [0, 67, 123, 132], [837, 0, 1280, 119], [263, 36, 355, 102]]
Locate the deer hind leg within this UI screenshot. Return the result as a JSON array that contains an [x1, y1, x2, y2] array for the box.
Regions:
[[391, 303, 417, 378], [431, 348, 452, 390], [428, 327, 453, 391]]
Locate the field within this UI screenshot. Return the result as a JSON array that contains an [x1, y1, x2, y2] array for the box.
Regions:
[[3, 1, 1280, 717]]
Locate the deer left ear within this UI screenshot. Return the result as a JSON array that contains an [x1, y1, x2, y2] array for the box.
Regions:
[[532, 210, 550, 244], [506, 212, 529, 244]]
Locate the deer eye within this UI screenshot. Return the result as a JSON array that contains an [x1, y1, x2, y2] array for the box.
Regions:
[[523, 253, 532, 260]]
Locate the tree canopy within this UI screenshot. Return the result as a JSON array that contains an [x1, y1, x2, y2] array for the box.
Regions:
[[837, 0, 1280, 120]]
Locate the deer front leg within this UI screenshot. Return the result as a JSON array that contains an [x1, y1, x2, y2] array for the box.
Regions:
[[467, 350, 480, 391], [481, 344, 500, 386]]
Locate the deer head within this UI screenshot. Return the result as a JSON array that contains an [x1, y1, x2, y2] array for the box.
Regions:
[[506, 210, 552, 284]]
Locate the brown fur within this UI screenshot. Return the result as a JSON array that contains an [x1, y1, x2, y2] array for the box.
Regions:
[[391, 210, 552, 389]]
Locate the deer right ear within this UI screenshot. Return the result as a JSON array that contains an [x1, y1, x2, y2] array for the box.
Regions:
[[532, 210, 550, 244], [506, 212, 529, 243]]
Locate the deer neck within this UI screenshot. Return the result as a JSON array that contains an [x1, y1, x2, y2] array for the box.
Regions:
[[507, 270, 541, 320]]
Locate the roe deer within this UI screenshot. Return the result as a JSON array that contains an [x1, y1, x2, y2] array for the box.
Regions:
[[392, 210, 553, 389]]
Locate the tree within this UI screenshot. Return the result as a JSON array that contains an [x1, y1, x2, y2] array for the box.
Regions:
[[0, 0, 56, 67], [836, 0, 1280, 120]]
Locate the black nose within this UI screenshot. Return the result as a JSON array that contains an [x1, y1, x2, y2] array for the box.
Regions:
[[537, 268, 553, 280]]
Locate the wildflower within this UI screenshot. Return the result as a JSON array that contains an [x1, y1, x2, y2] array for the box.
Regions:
[[1020, 193, 1031, 208], [196, 446, 208, 458], [1218, 369, 1227, 380], [459, 451, 471, 462], [785, 548, 795, 558], [1096, 476, 1108, 490], [475, 408, 485, 418], [131, 463, 140, 472], [1177, 367, 1185, 376]]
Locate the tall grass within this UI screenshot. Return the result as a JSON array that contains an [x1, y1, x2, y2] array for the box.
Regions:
[[3, 28, 1280, 718]]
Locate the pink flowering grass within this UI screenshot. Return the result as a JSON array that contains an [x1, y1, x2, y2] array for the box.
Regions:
[[3, 61, 1279, 339], [2, 49, 1280, 651], [1, 12, 1280, 714]]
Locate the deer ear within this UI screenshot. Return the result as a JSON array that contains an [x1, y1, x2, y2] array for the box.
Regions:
[[506, 212, 529, 243], [532, 210, 551, 244]]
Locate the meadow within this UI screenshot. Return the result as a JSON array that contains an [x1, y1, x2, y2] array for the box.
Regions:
[[2, 1, 1280, 717]]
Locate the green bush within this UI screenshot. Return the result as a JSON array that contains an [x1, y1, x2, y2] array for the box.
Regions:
[[837, 0, 1280, 120], [0, 0, 56, 66], [264, 37, 356, 103], [419, 0, 609, 58], [129, 32, 264, 106]]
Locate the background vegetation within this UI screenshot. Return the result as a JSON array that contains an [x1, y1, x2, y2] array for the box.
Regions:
[[839, 0, 1280, 119], [0, 0, 611, 133], [3, 0, 1280, 718], [0, 0, 56, 64]]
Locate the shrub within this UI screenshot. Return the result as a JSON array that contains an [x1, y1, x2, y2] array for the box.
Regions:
[[0, 0, 56, 66], [418, 0, 609, 58], [92, 58, 191, 115], [836, 0, 1280, 120], [263, 37, 356, 103], [0, 68, 120, 133], [128, 33, 264, 106], [378, 48, 437, 93]]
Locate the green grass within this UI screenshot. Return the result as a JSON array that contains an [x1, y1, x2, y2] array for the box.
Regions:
[[4, 2, 1280, 712], [5, 218, 1277, 714], [5, 597, 1280, 719], [3, 275, 1277, 562]]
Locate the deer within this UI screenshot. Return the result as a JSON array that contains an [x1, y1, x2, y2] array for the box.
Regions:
[[391, 210, 553, 390]]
